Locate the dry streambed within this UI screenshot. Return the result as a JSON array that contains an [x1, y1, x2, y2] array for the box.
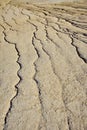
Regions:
[[0, 1, 87, 130]]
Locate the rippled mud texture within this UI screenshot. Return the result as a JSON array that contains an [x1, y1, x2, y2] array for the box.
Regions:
[[0, 1, 87, 130]]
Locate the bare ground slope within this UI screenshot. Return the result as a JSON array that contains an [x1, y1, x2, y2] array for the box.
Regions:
[[0, 1, 87, 130]]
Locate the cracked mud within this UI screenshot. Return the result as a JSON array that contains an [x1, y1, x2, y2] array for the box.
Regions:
[[0, 1, 87, 130]]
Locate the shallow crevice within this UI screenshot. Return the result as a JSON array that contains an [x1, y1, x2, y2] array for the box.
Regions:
[[70, 35, 87, 63], [3, 31, 22, 130]]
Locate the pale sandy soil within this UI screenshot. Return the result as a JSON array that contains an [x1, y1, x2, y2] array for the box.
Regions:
[[0, 0, 87, 130]]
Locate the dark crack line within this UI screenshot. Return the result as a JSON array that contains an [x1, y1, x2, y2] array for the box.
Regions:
[[67, 117, 72, 130], [3, 31, 22, 130], [45, 26, 61, 49], [72, 34, 87, 44], [23, 15, 48, 129], [70, 35, 87, 63], [32, 34, 42, 101], [21, 11, 47, 126], [32, 28, 48, 130], [63, 18, 87, 31], [1, 15, 12, 28], [31, 19, 61, 81]]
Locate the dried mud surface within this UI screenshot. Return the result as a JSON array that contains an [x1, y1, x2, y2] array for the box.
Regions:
[[0, 1, 87, 130]]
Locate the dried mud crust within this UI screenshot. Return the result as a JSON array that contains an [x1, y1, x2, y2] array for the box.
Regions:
[[0, 1, 87, 130]]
